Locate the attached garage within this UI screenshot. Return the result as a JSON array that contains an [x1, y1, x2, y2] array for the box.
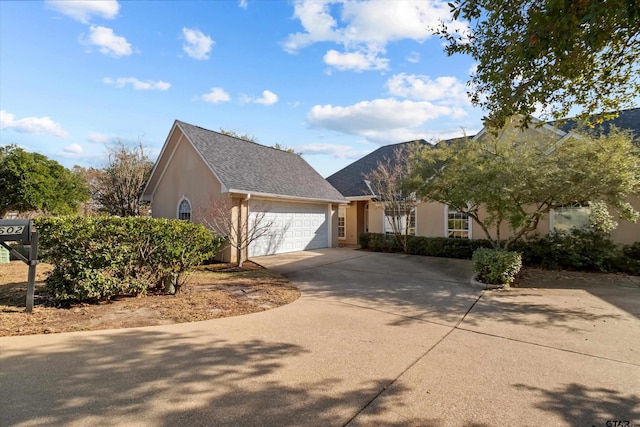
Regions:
[[248, 201, 330, 257], [143, 120, 347, 265]]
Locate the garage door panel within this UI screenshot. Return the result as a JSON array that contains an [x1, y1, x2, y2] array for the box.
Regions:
[[248, 201, 329, 257]]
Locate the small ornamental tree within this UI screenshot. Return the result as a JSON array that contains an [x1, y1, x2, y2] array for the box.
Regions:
[[411, 126, 640, 250], [365, 144, 420, 253], [198, 197, 275, 267], [92, 140, 153, 216]]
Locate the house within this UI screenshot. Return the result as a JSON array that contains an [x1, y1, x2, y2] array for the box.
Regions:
[[327, 108, 640, 246], [142, 120, 347, 263]]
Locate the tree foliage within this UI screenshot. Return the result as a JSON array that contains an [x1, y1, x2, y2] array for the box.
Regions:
[[437, 0, 640, 128], [0, 145, 89, 217], [411, 124, 640, 249], [364, 145, 420, 253], [91, 141, 153, 216]]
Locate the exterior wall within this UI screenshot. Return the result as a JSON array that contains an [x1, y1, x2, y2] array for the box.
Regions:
[[151, 130, 223, 220], [150, 130, 229, 261], [367, 197, 639, 246], [330, 203, 339, 248], [416, 202, 445, 237], [368, 203, 384, 233], [609, 194, 640, 245], [343, 203, 359, 245]]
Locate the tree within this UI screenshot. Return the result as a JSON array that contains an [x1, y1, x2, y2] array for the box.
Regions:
[[437, 0, 640, 129], [365, 145, 420, 253], [92, 141, 153, 216], [0, 145, 89, 217], [411, 125, 640, 249], [198, 197, 275, 267], [273, 143, 302, 156], [219, 128, 258, 142]]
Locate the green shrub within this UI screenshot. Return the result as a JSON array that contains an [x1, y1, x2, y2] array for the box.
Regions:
[[359, 232, 372, 249], [617, 242, 640, 275], [359, 233, 493, 259], [359, 233, 401, 252], [511, 229, 619, 272], [472, 248, 522, 285], [35, 216, 221, 306]]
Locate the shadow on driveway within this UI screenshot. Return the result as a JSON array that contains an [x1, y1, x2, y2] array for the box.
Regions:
[[0, 329, 432, 426]]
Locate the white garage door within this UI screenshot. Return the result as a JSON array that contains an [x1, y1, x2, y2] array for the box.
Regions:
[[248, 201, 329, 257]]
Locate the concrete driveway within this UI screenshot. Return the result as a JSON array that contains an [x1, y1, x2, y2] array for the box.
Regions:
[[1, 248, 639, 426]]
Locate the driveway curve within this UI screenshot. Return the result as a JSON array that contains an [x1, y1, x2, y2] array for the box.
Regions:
[[1, 248, 638, 426]]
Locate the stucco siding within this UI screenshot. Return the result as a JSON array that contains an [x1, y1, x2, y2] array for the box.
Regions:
[[151, 129, 223, 220], [610, 195, 640, 245], [416, 202, 445, 237], [344, 203, 359, 245], [368, 203, 384, 233]]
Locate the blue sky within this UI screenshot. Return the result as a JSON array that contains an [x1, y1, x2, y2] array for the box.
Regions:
[[0, 0, 483, 177]]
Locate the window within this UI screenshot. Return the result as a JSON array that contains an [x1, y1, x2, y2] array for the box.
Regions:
[[338, 206, 346, 239], [447, 208, 470, 239], [383, 206, 416, 237], [552, 205, 591, 231], [177, 198, 191, 221]]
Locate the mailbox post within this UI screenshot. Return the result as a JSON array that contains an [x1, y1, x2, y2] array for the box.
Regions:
[[0, 220, 38, 313]]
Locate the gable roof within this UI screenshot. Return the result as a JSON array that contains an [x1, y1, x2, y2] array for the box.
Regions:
[[554, 107, 640, 141], [145, 120, 346, 203], [326, 140, 430, 198]]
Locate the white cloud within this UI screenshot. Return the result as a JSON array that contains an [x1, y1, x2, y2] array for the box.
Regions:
[[308, 99, 453, 132], [87, 132, 112, 144], [254, 90, 279, 106], [64, 143, 83, 154], [323, 49, 388, 71], [297, 142, 372, 159], [84, 25, 132, 57], [406, 51, 420, 63], [45, 0, 119, 23], [239, 0, 248, 9], [0, 110, 68, 137], [201, 87, 231, 103], [306, 98, 469, 144], [284, 0, 468, 71], [182, 28, 214, 60], [103, 77, 171, 91], [386, 73, 471, 105]]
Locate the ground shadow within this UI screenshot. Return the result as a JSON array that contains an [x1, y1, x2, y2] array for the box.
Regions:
[[514, 382, 640, 426], [514, 268, 640, 320], [0, 329, 421, 426]]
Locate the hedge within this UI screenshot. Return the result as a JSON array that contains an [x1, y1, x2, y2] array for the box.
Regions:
[[35, 216, 222, 305], [359, 233, 493, 259], [360, 231, 639, 275]]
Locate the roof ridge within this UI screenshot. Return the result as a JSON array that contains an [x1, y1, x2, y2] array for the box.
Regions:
[[176, 119, 299, 155]]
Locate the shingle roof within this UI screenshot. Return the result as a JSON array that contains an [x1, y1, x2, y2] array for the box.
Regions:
[[177, 120, 346, 203], [326, 140, 430, 198], [554, 107, 640, 141]]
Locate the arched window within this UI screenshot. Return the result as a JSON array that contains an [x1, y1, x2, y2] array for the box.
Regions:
[[177, 198, 191, 221]]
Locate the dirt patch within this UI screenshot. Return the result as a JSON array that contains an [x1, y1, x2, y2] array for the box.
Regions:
[[0, 261, 299, 337]]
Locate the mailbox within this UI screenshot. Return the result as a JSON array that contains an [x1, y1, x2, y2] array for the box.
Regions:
[[0, 219, 32, 243]]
